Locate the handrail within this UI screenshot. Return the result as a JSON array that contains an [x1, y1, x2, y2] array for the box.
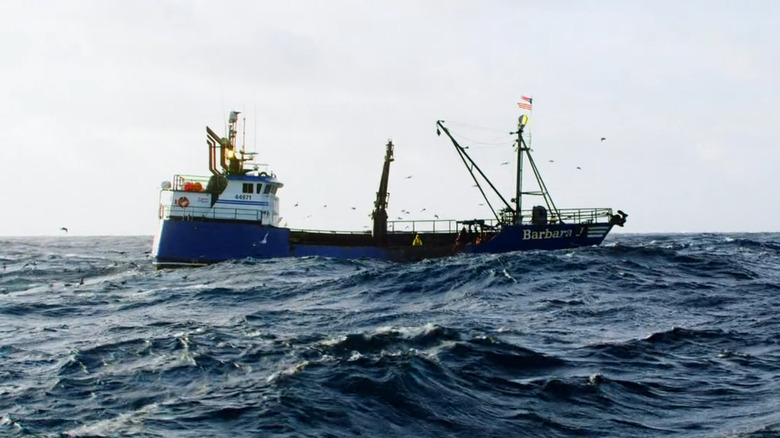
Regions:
[[387, 219, 462, 234], [547, 207, 614, 224], [160, 205, 267, 222]]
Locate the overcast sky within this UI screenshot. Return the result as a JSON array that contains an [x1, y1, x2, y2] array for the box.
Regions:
[[2, 1, 778, 236]]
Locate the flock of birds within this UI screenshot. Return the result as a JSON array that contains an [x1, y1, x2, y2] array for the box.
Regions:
[[277, 136, 609, 227], [287, 200, 440, 225]]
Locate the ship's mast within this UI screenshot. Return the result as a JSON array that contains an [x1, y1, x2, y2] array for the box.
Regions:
[[226, 111, 242, 174], [514, 115, 562, 223], [371, 140, 394, 244], [514, 115, 528, 224]]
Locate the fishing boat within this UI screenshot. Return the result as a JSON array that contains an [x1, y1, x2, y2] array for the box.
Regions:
[[151, 112, 626, 268]]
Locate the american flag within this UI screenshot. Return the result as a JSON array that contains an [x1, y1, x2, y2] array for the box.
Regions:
[[517, 102, 533, 111], [521, 95, 533, 103]]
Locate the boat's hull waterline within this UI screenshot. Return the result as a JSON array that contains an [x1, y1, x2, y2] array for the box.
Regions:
[[152, 218, 616, 267]]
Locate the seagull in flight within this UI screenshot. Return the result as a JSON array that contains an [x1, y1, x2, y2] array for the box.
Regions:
[[501, 161, 509, 165], [260, 232, 269, 245], [601, 137, 606, 142], [576, 166, 582, 170], [405, 175, 413, 179], [60, 227, 68, 233]]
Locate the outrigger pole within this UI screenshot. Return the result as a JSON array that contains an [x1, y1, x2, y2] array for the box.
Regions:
[[436, 120, 514, 224], [438, 116, 563, 226]]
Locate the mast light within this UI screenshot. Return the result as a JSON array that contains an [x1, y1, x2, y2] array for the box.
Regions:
[[518, 114, 529, 128]]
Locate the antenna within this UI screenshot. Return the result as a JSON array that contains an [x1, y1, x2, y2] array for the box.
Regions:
[[253, 104, 258, 154], [528, 96, 533, 147], [221, 99, 227, 137], [242, 115, 246, 154]]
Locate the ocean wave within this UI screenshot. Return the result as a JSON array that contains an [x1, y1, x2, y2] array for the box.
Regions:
[[2, 234, 780, 437]]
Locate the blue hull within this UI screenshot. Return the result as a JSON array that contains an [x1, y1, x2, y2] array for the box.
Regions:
[[152, 218, 615, 267]]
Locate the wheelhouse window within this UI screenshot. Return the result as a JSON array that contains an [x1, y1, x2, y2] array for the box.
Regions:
[[263, 184, 272, 194], [256, 184, 264, 194], [270, 186, 278, 195], [242, 183, 253, 194]]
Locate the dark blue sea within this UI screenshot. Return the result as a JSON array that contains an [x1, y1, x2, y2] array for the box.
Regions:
[[1, 233, 779, 437]]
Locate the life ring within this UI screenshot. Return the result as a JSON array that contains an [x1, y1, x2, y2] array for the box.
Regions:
[[177, 196, 190, 208]]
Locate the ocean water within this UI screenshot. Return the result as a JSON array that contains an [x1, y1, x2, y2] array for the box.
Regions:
[[1, 233, 779, 437]]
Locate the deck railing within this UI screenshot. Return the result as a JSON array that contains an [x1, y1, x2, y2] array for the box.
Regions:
[[387, 219, 479, 234], [385, 207, 614, 233], [160, 205, 267, 222], [172, 175, 212, 192], [544, 208, 614, 225]]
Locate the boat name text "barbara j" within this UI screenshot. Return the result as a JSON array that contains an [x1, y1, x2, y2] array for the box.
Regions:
[[522, 228, 585, 240]]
